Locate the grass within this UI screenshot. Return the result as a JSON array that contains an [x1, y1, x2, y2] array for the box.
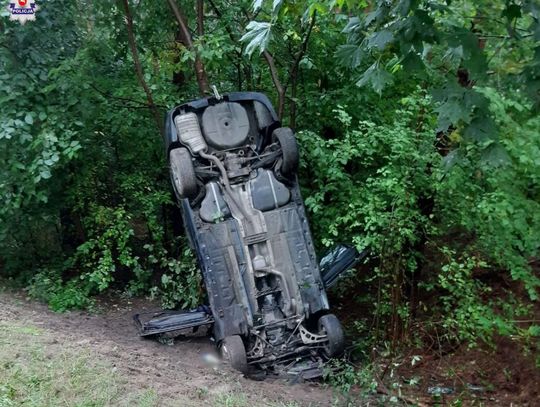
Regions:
[[0, 322, 302, 407], [214, 392, 248, 407], [213, 393, 303, 407], [0, 323, 158, 407], [0, 316, 332, 407]]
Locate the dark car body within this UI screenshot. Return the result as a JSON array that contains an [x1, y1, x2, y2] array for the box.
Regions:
[[158, 92, 352, 377]]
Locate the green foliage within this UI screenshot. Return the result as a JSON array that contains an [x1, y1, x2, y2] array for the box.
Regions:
[[433, 87, 540, 297], [300, 87, 539, 349], [324, 359, 378, 396], [258, 0, 540, 166], [0, 0, 203, 309], [300, 92, 436, 253], [432, 249, 506, 343], [26, 268, 93, 312], [149, 246, 202, 310]]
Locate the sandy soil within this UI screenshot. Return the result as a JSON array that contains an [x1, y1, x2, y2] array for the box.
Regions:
[[0, 291, 339, 407]]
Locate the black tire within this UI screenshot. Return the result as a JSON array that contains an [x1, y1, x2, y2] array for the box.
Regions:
[[220, 335, 248, 374], [169, 147, 198, 200], [273, 127, 299, 176], [318, 314, 345, 358]]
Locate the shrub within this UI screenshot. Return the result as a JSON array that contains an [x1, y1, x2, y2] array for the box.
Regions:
[[299, 89, 539, 348]]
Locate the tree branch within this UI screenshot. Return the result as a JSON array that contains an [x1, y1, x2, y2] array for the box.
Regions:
[[285, 12, 316, 91], [262, 50, 285, 120], [239, 6, 286, 115], [166, 0, 192, 47], [242, 7, 315, 123], [167, 0, 210, 95], [120, 0, 163, 135], [207, 0, 241, 51], [89, 84, 167, 109], [286, 13, 317, 128], [197, 0, 204, 37]]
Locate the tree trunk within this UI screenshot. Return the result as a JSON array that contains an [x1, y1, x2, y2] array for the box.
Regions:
[[120, 0, 163, 135], [289, 81, 297, 129], [261, 14, 316, 123], [207, 0, 247, 91], [286, 13, 316, 128], [172, 29, 187, 89], [167, 0, 210, 96], [197, 0, 204, 37], [263, 50, 285, 120]]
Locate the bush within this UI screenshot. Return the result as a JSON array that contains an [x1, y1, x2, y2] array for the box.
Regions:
[[27, 268, 92, 312], [299, 89, 539, 348], [150, 247, 202, 310]]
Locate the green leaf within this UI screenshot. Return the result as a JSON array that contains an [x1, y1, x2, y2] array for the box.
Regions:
[[240, 21, 272, 56], [434, 101, 469, 132], [394, 0, 417, 16], [432, 84, 488, 131], [335, 44, 365, 68], [342, 17, 360, 34], [356, 62, 394, 94], [252, 0, 263, 11], [444, 28, 486, 77], [463, 116, 498, 142], [443, 46, 464, 66], [25, 114, 34, 125], [367, 30, 394, 50], [441, 149, 460, 171], [364, 6, 388, 26], [40, 170, 52, 180], [481, 143, 510, 167], [502, 4, 522, 20], [272, 0, 282, 14], [402, 51, 424, 71], [528, 325, 540, 337], [299, 57, 314, 69]]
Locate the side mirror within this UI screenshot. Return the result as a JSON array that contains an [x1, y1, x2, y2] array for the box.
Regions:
[[319, 244, 367, 289]]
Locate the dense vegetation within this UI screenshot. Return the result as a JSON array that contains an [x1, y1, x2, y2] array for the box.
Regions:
[[1, 0, 539, 387]]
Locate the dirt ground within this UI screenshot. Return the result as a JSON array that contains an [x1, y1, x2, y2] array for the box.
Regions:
[[0, 291, 340, 407], [2, 289, 538, 407]]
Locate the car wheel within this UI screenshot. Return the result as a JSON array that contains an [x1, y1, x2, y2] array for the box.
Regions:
[[273, 127, 299, 176], [318, 314, 345, 358], [220, 335, 248, 374], [169, 147, 198, 200]]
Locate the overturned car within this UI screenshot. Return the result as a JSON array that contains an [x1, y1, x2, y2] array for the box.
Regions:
[[138, 92, 361, 378]]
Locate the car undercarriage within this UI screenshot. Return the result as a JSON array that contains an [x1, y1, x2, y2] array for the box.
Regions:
[[136, 92, 362, 379]]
